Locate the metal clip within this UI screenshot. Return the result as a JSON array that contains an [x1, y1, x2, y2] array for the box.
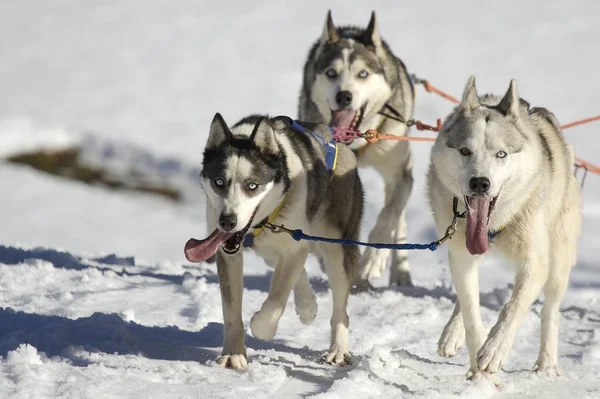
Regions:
[[262, 221, 294, 236], [436, 214, 460, 246]]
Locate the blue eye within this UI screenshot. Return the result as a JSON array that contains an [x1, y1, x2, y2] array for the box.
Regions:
[[358, 70, 369, 78], [326, 69, 338, 78], [496, 150, 507, 158], [247, 182, 258, 191], [214, 178, 225, 187]]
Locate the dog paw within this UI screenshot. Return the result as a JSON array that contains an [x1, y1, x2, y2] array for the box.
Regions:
[[437, 324, 465, 357], [389, 257, 412, 286], [321, 347, 352, 366], [295, 294, 318, 325], [389, 269, 413, 287], [360, 248, 390, 281], [533, 355, 560, 377], [216, 354, 248, 370], [250, 307, 281, 341], [477, 334, 513, 373]]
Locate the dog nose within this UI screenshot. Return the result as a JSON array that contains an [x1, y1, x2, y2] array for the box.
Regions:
[[219, 214, 237, 232], [469, 177, 491, 194], [335, 91, 353, 108]]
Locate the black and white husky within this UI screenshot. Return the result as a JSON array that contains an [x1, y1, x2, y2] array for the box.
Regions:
[[299, 11, 415, 286], [185, 114, 364, 369]]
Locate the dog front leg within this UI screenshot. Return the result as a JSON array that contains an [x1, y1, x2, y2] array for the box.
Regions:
[[250, 246, 309, 341], [477, 253, 548, 374], [361, 167, 414, 285], [448, 245, 487, 379], [215, 250, 247, 369]]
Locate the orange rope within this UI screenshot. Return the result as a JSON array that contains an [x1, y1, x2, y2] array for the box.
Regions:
[[414, 79, 600, 175], [421, 80, 460, 104], [561, 115, 600, 130]]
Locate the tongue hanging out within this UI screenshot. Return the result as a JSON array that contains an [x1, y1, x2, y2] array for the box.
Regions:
[[330, 109, 358, 128], [465, 196, 492, 255], [184, 229, 233, 263]]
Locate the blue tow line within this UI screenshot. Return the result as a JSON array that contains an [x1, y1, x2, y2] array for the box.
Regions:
[[289, 229, 439, 251]]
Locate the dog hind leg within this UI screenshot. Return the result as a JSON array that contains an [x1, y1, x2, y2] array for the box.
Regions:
[[438, 300, 466, 357], [293, 267, 318, 325]]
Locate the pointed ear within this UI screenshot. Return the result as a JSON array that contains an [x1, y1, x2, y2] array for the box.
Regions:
[[460, 75, 480, 113], [363, 11, 383, 49], [496, 79, 520, 117], [249, 117, 279, 154], [207, 113, 232, 149], [321, 10, 340, 44]]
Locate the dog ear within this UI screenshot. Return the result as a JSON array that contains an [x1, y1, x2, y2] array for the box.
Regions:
[[460, 75, 480, 113], [363, 11, 383, 49], [250, 117, 279, 154], [497, 79, 520, 117], [321, 10, 340, 44], [207, 113, 232, 149]]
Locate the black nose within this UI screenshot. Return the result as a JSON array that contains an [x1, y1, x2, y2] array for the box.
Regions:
[[219, 214, 237, 232], [335, 91, 353, 108], [469, 177, 491, 194]]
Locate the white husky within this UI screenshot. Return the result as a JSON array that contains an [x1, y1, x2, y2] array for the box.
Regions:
[[427, 76, 581, 378]]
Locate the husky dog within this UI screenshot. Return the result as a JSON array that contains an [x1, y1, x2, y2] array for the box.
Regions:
[[298, 11, 415, 286], [427, 76, 581, 378], [185, 113, 363, 369]]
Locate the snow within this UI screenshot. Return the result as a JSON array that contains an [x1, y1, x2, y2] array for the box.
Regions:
[[1, 1, 599, 397]]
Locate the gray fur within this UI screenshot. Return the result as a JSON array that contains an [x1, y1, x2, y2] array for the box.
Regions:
[[201, 114, 364, 368], [298, 10, 417, 286]]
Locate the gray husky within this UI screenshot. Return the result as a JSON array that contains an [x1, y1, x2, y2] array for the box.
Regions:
[[427, 76, 581, 379], [185, 114, 363, 369], [299, 11, 415, 286]]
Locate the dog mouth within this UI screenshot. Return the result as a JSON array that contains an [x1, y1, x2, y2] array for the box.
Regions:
[[329, 104, 367, 142], [184, 216, 254, 262], [221, 219, 254, 255], [464, 195, 498, 255]]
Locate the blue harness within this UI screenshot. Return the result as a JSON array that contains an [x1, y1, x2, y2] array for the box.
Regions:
[[288, 118, 338, 174]]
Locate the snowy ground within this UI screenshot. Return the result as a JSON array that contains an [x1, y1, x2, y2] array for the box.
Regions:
[[1, 1, 600, 398]]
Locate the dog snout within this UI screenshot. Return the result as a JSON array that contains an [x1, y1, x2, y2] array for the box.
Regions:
[[335, 91, 353, 108], [219, 213, 237, 232], [469, 177, 491, 195]]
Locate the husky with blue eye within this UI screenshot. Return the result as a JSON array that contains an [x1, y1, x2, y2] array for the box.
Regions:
[[427, 76, 581, 379], [299, 11, 416, 286], [185, 113, 363, 369]]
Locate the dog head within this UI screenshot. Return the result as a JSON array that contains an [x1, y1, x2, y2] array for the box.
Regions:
[[308, 11, 392, 132], [201, 114, 288, 239], [431, 76, 539, 254]]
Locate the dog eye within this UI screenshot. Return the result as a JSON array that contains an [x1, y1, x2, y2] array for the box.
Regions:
[[325, 69, 337, 79], [247, 182, 258, 191], [358, 70, 369, 78], [459, 148, 472, 156], [496, 150, 507, 158], [214, 178, 225, 187]]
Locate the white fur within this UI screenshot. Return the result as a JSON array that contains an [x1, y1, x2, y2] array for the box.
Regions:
[[207, 118, 358, 369], [427, 77, 582, 379], [308, 37, 413, 286]]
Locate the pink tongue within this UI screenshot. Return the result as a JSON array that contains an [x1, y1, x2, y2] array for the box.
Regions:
[[184, 229, 233, 263], [465, 197, 491, 255], [329, 109, 357, 128]]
